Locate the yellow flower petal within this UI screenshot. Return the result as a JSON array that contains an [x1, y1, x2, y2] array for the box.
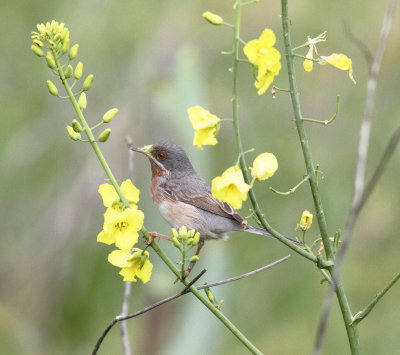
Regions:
[[211, 166, 251, 209], [299, 210, 313, 230], [259, 28, 276, 47], [250, 153, 278, 181], [108, 249, 131, 268], [98, 183, 118, 207], [193, 127, 218, 150], [120, 179, 140, 205], [118, 258, 153, 283], [320, 53, 356, 84], [96, 230, 115, 245], [188, 106, 220, 130], [303, 46, 314, 72]]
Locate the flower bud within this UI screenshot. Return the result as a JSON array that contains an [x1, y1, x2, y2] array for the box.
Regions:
[[250, 152, 278, 181], [98, 128, 111, 142], [202, 11, 223, 25], [102, 108, 119, 123], [61, 38, 70, 54], [45, 53, 56, 69], [33, 39, 44, 47], [189, 255, 199, 263], [298, 210, 313, 231], [205, 287, 215, 303], [78, 92, 87, 110], [31, 45, 44, 57], [74, 61, 83, 80], [82, 74, 94, 91], [171, 228, 179, 239], [69, 44, 79, 60], [191, 232, 200, 245], [46, 80, 58, 96], [178, 226, 188, 239], [71, 119, 83, 132], [172, 236, 181, 248], [66, 125, 81, 141], [64, 64, 73, 78]]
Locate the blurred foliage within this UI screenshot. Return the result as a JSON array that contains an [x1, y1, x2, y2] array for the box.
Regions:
[[1, 0, 399, 354]]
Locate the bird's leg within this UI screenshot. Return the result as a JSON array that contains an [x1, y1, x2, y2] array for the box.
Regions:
[[146, 232, 172, 245]]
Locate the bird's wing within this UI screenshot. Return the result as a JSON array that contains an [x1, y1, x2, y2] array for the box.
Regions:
[[164, 175, 245, 225]]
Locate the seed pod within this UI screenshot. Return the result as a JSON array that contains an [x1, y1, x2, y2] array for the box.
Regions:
[[45, 53, 56, 69], [82, 74, 94, 91], [98, 128, 111, 142], [189, 255, 199, 263], [71, 119, 83, 132], [102, 108, 119, 123], [64, 64, 73, 78], [78, 92, 87, 110], [61, 38, 70, 54], [74, 61, 83, 80], [69, 44, 79, 60], [31, 45, 44, 57], [66, 125, 81, 141], [46, 80, 58, 96]]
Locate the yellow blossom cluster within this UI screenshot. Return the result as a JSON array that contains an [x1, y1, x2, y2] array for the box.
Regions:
[[97, 179, 152, 283], [31, 21, 70, 54], [243, 29, 282, 95], [188, 106, 221, 150]]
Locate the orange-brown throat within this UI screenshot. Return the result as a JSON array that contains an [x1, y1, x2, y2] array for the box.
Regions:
[[150, 159, 167, 177]]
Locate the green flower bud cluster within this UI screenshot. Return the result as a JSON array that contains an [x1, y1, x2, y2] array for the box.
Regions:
[[32, 20, 119, 146], [171, 226, 201, 249]]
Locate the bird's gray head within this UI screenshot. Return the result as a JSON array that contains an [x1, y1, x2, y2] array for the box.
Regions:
[[131, 141, 195, 176]]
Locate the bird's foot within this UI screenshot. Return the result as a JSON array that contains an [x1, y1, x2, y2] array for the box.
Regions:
[[145, 232, 172, 245]]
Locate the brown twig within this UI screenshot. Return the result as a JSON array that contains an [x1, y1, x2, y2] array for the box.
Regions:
[[313, 1, 396, 354]]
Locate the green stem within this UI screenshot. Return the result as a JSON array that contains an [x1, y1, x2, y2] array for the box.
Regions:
[[53, 49, 262, 355], [351, 270, 400, 325], [150, 240, 263, 355], [280, 1, 359, 353], [230, 2, 318, 264]]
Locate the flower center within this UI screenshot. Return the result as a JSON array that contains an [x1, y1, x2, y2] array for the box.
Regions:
[[115, 221, 128, 231]]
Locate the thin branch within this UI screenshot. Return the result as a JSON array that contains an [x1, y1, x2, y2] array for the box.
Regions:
[[351, 270, 400, 325], [302, 95, 340, 126], [270, 175, 309, 195], [92, 269, 208, 355], [313, 1, 396, 354], [197, 255, 290, 290], [92, 256, 289, 354]]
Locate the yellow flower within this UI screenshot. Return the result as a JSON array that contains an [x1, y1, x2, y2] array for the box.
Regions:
[[202, 11, 223, 25], [298, 210, 313, 231], [211, 166, 251, 209], [97, 207, 144, 250], [250, 153, 278, 181], [243, 29, 282, 95], [108, 249, 153, 283], [303, 46, 314, 72], [320, 53, 356, 84], [188, 106, 220, 150], [98, 179, 140, 208]]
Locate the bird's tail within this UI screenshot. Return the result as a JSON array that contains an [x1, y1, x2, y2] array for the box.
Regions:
[[246, 225, 303, 246]]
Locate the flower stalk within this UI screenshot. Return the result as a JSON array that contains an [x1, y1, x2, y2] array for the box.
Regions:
[[280, 0, 359, 353]]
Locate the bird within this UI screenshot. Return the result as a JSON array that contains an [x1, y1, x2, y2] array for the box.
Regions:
[[131, 141, 298, 275]]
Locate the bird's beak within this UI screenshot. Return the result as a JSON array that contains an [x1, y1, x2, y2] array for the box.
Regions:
[[130, 145, 167, 171]]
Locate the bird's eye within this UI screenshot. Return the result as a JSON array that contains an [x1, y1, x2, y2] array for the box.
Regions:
[[155, 151, 167, 161]]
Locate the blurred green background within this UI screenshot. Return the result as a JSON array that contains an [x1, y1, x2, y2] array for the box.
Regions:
[[1, 0, 399, 354]]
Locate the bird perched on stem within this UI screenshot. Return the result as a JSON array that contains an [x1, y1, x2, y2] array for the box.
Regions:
[[131, 141, 299, 276]]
